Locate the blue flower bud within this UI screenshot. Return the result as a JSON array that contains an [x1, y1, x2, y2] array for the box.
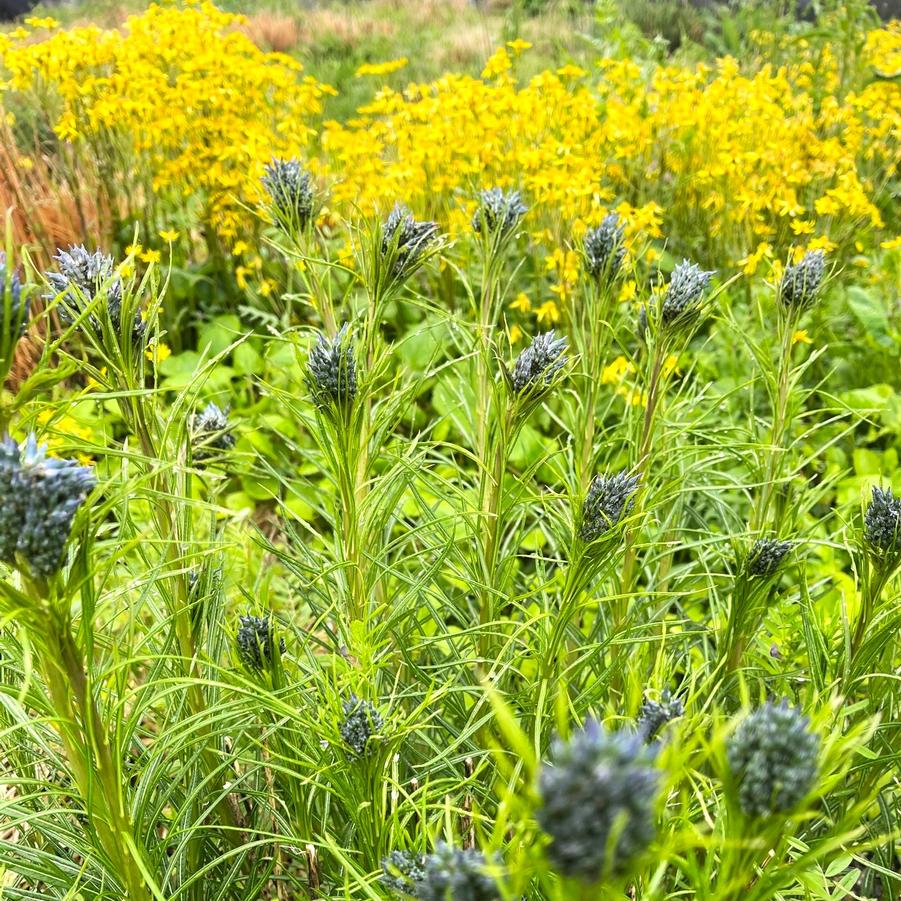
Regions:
[[383, 843, 499, 901], [584, 213, 626, 283], [307, 324, 357, 407], [0, 434, 94, 579], [511, 330, 568, 395], [235, 614, 285, 674], [472, 187, 527, 238], [580, 470, 640, 542], [661, 259, 715, 327], [864, 486, 901, 555], [191, 402, 235, 460], [382, 203, 441, 279], [726, 701, 819, 819], [779, 251, 825, 309], [538, 719, 660, 881], [262, 158, 315, 231], [339, 694, 384, 756], [0, 255, 29, 337], [637, 690, 683, 742], [747, 538, 794, 578]]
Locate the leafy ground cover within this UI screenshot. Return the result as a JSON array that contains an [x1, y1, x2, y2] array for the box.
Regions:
[[0, 1, 899, 899]]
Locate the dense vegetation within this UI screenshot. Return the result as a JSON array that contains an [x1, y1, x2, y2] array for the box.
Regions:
[[0, 1, 899, 899]]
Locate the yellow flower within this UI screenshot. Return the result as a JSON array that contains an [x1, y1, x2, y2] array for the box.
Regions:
[[482, 47, 512, 80], [792, 329, 813, 346], [556, 64, 587, 79], [140, 249, 162, 264], [738, 242, 773, 276], [807, 235, 837, 254], [510, 292, 532, 313], [159, 229, 180, 242], [618, 281, 637, 303], [535, 300, 560, 325], [881, 236, 901, 250], [662, 354, 680, 378], [24, 16, 59, 29], [125, 243, 143, 256], [355, 57, 408, 78], [508, 324, 524, 344], [506, 39, 532, 53], [54, 112, 78, 142], [790, 219, 815, 236], [602, 355, 633, 384], [145, 341, 172, 363], [231, 240, 249, 256]]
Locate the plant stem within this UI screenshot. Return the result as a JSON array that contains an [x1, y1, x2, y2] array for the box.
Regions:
[[39, 604, 151, 899], [477, 408, 510, 660], [752, 310, 797, 533], [619, 342, 666, 605]]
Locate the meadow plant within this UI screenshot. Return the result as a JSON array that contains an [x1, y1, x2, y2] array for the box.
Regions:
[[235, 613, 285, 675], [727, 701, 820, 819], [0, 7, 898, 900], [0, 253, 27, 338], [637, 690, 684, 742], [308, 323, 358, 409], [262, 156, 317, 237], [340, 694, 385, 756], [537, 719, 660, 882], [471, 187, 528, 240], [583, 213, 626, 285]]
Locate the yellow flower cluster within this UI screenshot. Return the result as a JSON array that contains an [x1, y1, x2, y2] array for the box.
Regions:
[[1, 0, 332, 240], [323, 26, 899, 268], [1, 2, 897, 307]]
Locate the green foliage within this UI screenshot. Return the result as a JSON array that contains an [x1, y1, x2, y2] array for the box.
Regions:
[[0, 4, 899, 900]]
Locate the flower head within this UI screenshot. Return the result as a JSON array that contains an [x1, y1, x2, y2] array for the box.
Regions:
[[637, 690, 684, 743], [381, 203, 441, 279], [46, 245, 125, 329], [235, 614, 285, 673], [661, 259, 715, 327], [472, 187, 527, 239], [537, 719, 660, 881], [864, 486, 901, 555], [262, 158, 315, 232], [584, 213, 626, 283], [779, 250, 825, 309], [0, 434, 94, 579], [340, 694, 384, 756], [511, 330, 568, 395], [381, 850, 427, 895], [580, 471, 640, 542], [191, 402, 236, 460], [0, 255, 29, 337], [747, 537, 794, 578], [726, 701, 819, 819], [383, 844, 499, 901], [307, 324, 357, 407]]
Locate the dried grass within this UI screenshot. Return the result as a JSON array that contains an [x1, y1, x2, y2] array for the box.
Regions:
[[242, 11, 300, 54]]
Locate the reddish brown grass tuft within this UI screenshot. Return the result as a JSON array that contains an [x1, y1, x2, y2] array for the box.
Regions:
[[242, 11, 300, 54]]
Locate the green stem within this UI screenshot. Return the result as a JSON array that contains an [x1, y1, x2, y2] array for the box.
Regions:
[[752, 311, 797, 534], [619, 342, 666, 605], [477, 409, 511, 660], [41, 607, 151, 899]]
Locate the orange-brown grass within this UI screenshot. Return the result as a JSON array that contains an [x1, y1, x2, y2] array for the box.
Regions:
[[295, 8, 396, 49], [0, 125, 105, 266], [0, 124, 106, 389], [242, 11, 300, 54]]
